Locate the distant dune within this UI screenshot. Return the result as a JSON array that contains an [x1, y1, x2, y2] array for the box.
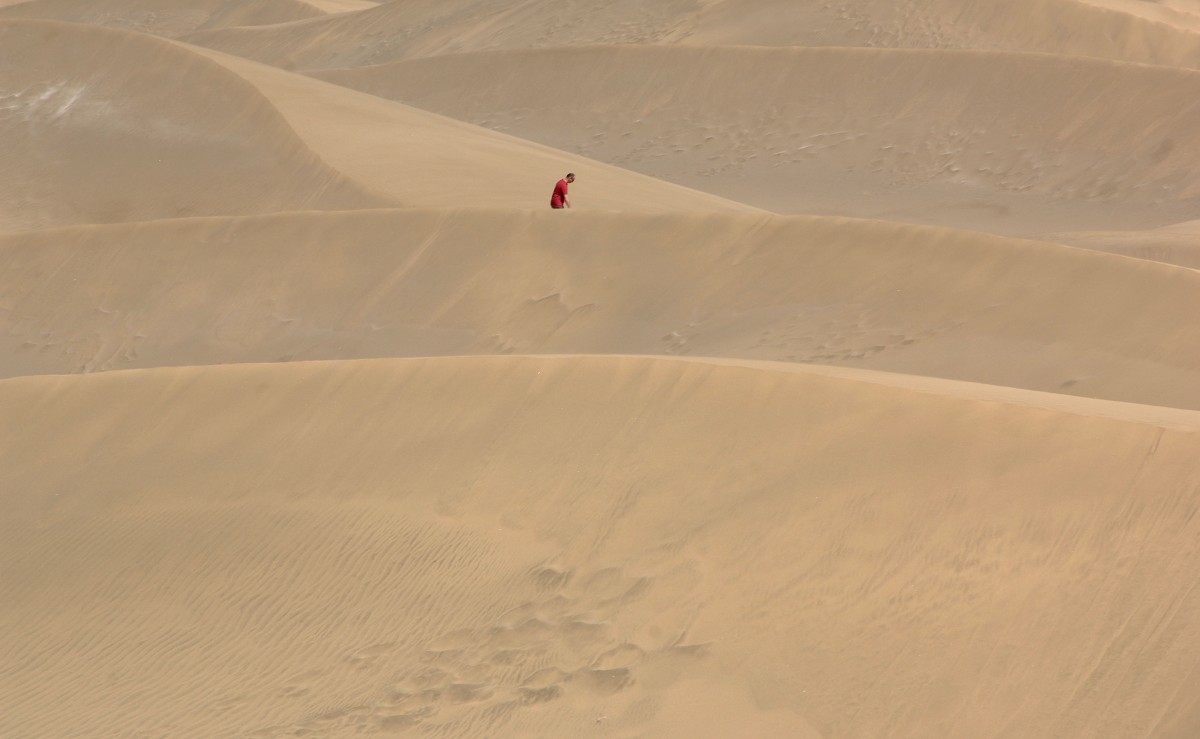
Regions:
[[183, 0, 1200, 71], [0, 19, 391, 230], [316, 45, 1200, 236]]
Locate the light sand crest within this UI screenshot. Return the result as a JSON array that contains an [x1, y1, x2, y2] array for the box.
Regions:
[[182, 0, 1200, 71], [4, 209, 1199, 408], [0, 19, 391, 230]]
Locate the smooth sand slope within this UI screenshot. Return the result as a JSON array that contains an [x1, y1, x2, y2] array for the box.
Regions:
[[0, 19, 391, 231], [0, 19, 748, 232], [3, 356, 1200, 738], [4, 209, 1199, 409], [185, 42, 758, 214], [316, 45, 1200, 236], [182, 0, 1200, 71]]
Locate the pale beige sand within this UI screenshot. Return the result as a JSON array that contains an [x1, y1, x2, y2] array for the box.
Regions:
[[0, 19, 748, 231], [5, 1, 1200, 737], [314, 45, 1200, 236], [4, 209, 1199, 408], [183, 0, 1200, 71], [0, 19, 390, 230], [3, 356, 1200, 737], [185, 42, 757, 214]]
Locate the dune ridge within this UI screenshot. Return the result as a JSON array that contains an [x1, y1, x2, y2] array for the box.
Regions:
[[183, 42, 759, 214], [0, 19, 393, 230], [181, 0, 1200, 71], [314, 44, 1200, 235], [4, 208, 1199, 408], [3, 355, 1199, 737]]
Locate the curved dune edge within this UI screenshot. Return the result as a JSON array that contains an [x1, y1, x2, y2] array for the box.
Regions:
[[2, 354, 1199, 737], [181, 0, 1200, 71], [313, 44, 1200, 234], [178, 42, 758, 213], [3, 208, 1198, 409], [0, 19, 393, 230]]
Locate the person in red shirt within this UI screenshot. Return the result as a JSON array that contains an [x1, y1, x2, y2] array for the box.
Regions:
[[550, 172, 575, 209]]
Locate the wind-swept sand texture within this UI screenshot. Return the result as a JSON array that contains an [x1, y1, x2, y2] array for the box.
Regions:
[[316, 45, 1200, 235], [5, 1, 1200, 737], [4, 357, 1200, 737]]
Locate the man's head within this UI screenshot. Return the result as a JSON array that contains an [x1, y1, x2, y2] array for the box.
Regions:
[[565, 173, 575, 183]]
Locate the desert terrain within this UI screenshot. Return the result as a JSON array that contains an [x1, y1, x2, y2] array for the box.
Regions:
[[2, 1, 1200, 737]]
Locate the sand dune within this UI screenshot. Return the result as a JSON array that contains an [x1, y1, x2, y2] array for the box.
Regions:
[[0, 19, 752, 231], [4, 208, 1198, 409], [0, 0, 325, 36], [0, 19, 391, 230], [186, 43, 758, 214], [3, 356, 1199, 737], [6, 1, 1200, 736], [315, 45, 1200, 236], [182, 0, 1200, 71]]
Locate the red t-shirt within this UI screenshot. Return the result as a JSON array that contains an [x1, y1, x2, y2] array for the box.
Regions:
[[550, 178, 569, 208]]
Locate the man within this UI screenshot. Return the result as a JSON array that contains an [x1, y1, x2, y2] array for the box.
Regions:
[[550, 172, 575, 209]]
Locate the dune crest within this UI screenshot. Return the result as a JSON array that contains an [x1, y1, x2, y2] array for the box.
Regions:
[[0, 19, 391, 230], [3, 209, 1199, 408], [315, 45, 1200, 236], [183, 42, 755, 213]]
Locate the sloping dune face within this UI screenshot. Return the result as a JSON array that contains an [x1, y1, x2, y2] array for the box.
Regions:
[[0, 0, 324, 37], [316, 46, 1200, 235], [186, 45, 757, 214], [4, 357, 1200, 738], [0, 20, 390, 230], [3, 209, 1199, 408], [7, 0, 1200, 737]]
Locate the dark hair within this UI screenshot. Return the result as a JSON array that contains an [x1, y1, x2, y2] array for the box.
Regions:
[[566, 172, 575, 178]]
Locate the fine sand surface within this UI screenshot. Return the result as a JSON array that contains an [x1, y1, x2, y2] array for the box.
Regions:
[[4, 1, 1200, 737], [315, 45, 1200, 236]]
